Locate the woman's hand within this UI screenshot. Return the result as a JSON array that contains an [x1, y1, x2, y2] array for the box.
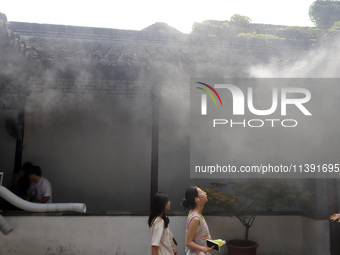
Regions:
[[203, 245, 215, 254]]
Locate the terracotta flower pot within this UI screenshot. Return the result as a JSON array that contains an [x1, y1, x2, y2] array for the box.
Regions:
[[226, 240, 259, 255]]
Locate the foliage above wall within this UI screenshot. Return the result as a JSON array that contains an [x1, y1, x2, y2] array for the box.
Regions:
[[191, 18, 324, 42], [230, 14, 252, 25], [309, 0, 340, 29], [325, 20, 340, 37], [192, 2, 339, 40], [237, 32, 284, 40]]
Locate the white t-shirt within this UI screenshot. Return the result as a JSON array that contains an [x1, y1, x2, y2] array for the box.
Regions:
[[27, 177, 52, 203], [151, 216, 173, 255]]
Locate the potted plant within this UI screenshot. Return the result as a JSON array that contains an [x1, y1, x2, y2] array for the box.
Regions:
[[330, 213, 340, 222], [202, 179, 304, 255]]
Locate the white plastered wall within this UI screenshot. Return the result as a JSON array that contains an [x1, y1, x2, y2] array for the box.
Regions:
[[0, 215, 329, 255]]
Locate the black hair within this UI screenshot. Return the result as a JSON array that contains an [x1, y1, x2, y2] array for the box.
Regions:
[[181, 186, 198, 209], [27, 165, 42, 176], [22, 162, 33, 171], [22, 162, 34, 177], [148, 192, 170, 228]]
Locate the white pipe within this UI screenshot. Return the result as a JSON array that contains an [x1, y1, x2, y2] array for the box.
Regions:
[[0, 214, 13, 235], [0, 186, 86, 213], [0, 185, 86, 235]]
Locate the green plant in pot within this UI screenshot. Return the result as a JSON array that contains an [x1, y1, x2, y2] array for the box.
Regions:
[[202, 179, 303, 255]]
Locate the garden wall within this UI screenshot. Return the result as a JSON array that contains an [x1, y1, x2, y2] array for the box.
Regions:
[[0, 215, 329, 255]]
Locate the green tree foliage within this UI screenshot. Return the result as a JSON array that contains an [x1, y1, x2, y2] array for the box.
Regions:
[[230, 14, 252, 25], [237, 32, 284, 40], [191, 14, 251, 36], [275, 26, 325, 40], [325, 20, 340, 36], [191, 14, 323, 41], [309, 1, 340, 29]]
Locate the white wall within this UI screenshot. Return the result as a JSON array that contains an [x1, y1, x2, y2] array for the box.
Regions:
[[0, 215, 329, 255]]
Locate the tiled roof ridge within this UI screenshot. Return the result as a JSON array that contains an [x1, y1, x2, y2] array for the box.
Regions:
[[9, 21, 188, 44]]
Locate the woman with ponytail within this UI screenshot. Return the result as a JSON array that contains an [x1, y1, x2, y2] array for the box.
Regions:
[[148, 192, 176, 255], [181, 186, 215, 255]]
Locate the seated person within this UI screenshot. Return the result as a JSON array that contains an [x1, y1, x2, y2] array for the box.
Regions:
[[11, 161, 34, 198], [26, 166, 52, 204]]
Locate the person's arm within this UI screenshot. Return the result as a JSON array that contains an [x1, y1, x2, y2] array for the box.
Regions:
[[151, 245, 159, 255], [25, 184, 33, 201], [40, 179, 52, 203], [11, 171, 24, 187], [152, 244, 176, 255], [151, 218, 163, 255], [39, 196, 50, 203], [185, 217, 215, 254]]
